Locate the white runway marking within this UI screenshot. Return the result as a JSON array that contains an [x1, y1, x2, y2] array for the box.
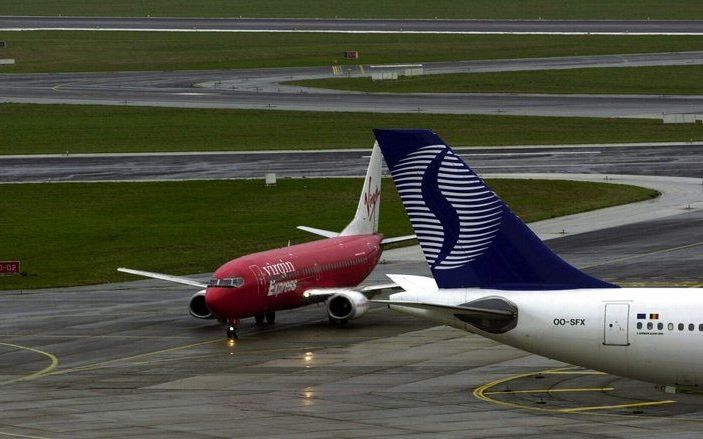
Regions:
[[3, 27, 703, 36]]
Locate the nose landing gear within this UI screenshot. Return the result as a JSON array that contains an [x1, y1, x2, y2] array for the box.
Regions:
[[226, 319, 240, 340]]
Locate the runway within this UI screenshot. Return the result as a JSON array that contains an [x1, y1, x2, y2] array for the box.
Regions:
[[1, 207, 702, 437], [11, 89, 703, 118], [3, 143, 702, 183], [3, 16, 703, 35]]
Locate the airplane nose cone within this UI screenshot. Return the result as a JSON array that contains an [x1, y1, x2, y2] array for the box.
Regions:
[[205, 287, 229, 317]]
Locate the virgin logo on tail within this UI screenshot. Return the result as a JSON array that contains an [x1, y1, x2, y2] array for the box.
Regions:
[[363, 177, 381, 221]]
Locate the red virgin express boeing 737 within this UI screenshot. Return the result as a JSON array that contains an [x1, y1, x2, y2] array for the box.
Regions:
[[118, 143, 414, 339]]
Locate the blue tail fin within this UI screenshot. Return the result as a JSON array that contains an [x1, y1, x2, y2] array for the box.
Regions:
[[373, 129, 618, 290]]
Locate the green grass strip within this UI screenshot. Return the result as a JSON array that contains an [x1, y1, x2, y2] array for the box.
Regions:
[[289, 65, 703, 95], [1, 0, 702, 19], [0, 178, 658, 290], [2, 104, 703, 155], [1, 32, 703, 73]]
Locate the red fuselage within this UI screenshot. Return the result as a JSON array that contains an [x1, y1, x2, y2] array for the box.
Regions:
[[204, 234, 383, 320]]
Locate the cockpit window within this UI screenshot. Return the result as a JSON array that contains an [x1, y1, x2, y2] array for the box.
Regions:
[[207, 277, 244, 288]]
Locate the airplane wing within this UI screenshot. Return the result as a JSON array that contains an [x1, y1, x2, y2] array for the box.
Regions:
[[117, 267, 207, 288], [371, 300, 515, 318], [303, 283, 399, 300]]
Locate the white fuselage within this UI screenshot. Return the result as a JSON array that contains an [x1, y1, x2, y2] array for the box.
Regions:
[[390, 287, 703, 387]]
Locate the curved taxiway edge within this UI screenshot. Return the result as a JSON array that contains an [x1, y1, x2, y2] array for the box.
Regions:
[[383, 173, 703, 262]]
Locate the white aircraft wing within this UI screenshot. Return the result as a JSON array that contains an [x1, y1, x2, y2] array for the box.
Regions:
[[372, 300, 515, 318], [303, 283, 399, 299], [117, 267, 207, 288]]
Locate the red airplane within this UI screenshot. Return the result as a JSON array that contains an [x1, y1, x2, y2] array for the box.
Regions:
[[118, 143, 414, 339]]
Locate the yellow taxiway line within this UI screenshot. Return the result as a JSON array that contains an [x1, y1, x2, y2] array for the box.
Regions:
[[0, 342, 59, 385], [473, 366, 678, 417]]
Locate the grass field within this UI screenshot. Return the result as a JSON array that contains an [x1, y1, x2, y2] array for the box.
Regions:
[[288, 65, 703, 95], [2, 104, 703, 155], [1, 32, 703, 73], [1, 0, 702, 19], [0, 178, 658, 290]]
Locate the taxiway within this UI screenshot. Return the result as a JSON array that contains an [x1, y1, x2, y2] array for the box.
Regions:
[[4, 52, 703, 117]]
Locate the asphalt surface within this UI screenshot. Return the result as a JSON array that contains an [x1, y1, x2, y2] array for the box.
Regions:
[[9, 90, 702, 118], [0, 210, 702, 438], [4, 52, 703, 117], [3, 143, 702, 183], [3, 17, 703, 35]]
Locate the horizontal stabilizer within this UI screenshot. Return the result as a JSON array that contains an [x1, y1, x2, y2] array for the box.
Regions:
[[117, 267, 206, 288], [380, 234, 417, 247], [386, 274, 438, 295], [296, 226, 339, 238], [360, 282, 399, 298]]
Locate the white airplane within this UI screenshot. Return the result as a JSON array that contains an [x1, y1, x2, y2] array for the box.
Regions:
[[372, 128, 702, 388]]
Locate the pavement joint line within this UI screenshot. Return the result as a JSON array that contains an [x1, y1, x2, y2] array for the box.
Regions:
[[485, 387, 615, 395], [45, 338, 220, 377], [580, 241, 703, 270], [0, 431, 51, 439], [617, 281, 703, 287], [560, 400, 676, 413], [543, 371, 607, 375], [126, 344, 345, 368], [0, 334, 202, 340], [38, 307, 355, 377], [0, 342, 59, 385]]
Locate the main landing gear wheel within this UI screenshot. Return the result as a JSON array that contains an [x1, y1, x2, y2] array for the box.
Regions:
[[226, 324, 239, 340], [265, 312, 276, 325], [329, 316, 348, 326], [254, 314, 265, 325]]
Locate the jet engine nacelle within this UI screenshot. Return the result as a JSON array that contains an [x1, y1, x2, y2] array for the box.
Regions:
[[327, 290, 369, 322], [189, 289, 215, 319]]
